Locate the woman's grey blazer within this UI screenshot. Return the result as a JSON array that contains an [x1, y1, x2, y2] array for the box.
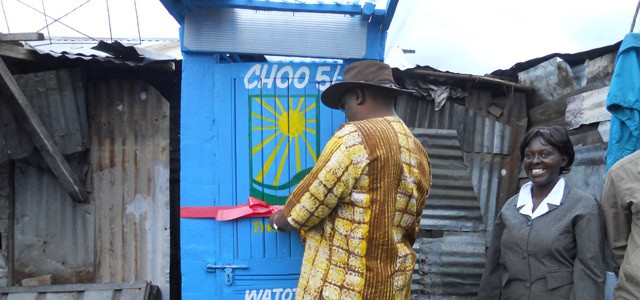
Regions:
[[477, 184, 605, 300]]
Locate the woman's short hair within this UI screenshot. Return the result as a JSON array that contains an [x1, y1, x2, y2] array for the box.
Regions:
[[519, 126, 575, 174]]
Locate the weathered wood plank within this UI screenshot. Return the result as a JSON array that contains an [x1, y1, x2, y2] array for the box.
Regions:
[[0, 33, 44, 42], [0, 43, 39, 61], [0, 58, 87, 202], [0, 281, 148, 293], [528, 97, 568, 126]]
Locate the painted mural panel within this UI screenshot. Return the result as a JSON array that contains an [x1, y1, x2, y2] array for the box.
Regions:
[[249, 92, 320, 205]]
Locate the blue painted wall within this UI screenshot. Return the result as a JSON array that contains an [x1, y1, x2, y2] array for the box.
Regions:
[[180, 54, 346, 299], [180, 53, 222, 299]]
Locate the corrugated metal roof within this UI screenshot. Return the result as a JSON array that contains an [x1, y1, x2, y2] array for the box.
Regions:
[[491, 40, 621, 80], [25, 38, 180, 66], [0, 69, 89, 163], [204, 0, 390, 11], [0, 281, 157, 299], [412, 128, 484, 232], [88, 79, 170, 299]]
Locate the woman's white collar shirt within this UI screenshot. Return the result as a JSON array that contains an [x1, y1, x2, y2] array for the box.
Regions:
[[516, 177, 565, 219]]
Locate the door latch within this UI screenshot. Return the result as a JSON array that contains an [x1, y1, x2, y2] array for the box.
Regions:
[[205, 263, 249, 285]]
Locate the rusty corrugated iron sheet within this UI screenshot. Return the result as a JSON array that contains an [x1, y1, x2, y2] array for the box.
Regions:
[[460, 109, 511, 155], [396, 94, 466, 130], [399, 92, 526, 228], [88, 79, 170, 298], [0, 69, 89, 163], [397, 87, 526, 299], [7, 69, 92, 285], [416, 232, 485, 299], [0, 280, 158, 299], [411, 128, 485, 299], [564, 143, 607, 199], [461, 90, 528, 155], [13, 158, 94, 284], [412, 128, 483, 232]]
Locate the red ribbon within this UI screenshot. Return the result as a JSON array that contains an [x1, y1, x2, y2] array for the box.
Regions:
[[180, 197, 283, 221]]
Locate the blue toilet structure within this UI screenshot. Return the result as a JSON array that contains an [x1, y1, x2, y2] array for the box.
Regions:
[[159, 1, 401, 298]]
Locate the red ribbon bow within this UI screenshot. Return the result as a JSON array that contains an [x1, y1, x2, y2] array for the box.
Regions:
[[180, 197, 283, 221]]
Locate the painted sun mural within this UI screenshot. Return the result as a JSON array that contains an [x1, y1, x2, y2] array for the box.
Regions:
[[249, 94, 320, 205]]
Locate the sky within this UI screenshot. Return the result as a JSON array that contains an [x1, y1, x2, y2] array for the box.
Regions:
[[387, 0, 635, 74], [0, 0, 636, 75]]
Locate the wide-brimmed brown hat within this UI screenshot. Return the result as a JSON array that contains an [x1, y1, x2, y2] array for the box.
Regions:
[[321, 60, 413, 109]]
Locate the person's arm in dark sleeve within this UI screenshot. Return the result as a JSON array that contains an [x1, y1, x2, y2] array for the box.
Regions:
[[570, 198, 606, 300], [477, 211, 506, 300]]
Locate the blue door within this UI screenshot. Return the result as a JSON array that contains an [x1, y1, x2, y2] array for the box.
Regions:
[[205, 62, 345, 299]]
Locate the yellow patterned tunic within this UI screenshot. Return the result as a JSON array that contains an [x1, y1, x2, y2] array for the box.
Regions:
[[282, 116, 431, 300]]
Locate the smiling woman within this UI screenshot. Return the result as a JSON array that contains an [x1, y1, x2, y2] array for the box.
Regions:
[[478, 126, 606, 300], [519, 127, 574, 210]]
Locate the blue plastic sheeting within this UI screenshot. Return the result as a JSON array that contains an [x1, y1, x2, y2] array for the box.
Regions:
[[606, 33, 640, 169]]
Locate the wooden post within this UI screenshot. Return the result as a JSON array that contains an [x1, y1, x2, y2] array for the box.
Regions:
[[0, 57, 87, 202]]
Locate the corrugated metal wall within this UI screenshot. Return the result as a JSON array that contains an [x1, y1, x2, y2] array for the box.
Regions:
[[0, 70, 89, 163], [3, 70, 171, 298], [416, 232, 485, 298], [461, 91, 528, 233], [396, 84, 527, 298], [0, 280, 157, 300], [411, 129, 485, 299], [14, 158, 95, 283], [88, 79, 170, 299], [0, 162, 9, 287], [566, 144, 607, 198], [412, 129, 483, 232], [396, 95, 466, 130], [1, 72, 92, 286], [398, 90, 527, 230], [7, 70, 94, 285]]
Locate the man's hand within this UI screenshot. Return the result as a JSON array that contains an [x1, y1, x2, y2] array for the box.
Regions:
[[269, 210, 296, 232]]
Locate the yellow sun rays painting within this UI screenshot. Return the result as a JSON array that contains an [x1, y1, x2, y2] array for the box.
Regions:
[[249, 94, 320, 205]]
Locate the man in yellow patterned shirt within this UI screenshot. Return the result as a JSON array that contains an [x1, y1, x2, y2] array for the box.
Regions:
[[269, 60, 431, 300]]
